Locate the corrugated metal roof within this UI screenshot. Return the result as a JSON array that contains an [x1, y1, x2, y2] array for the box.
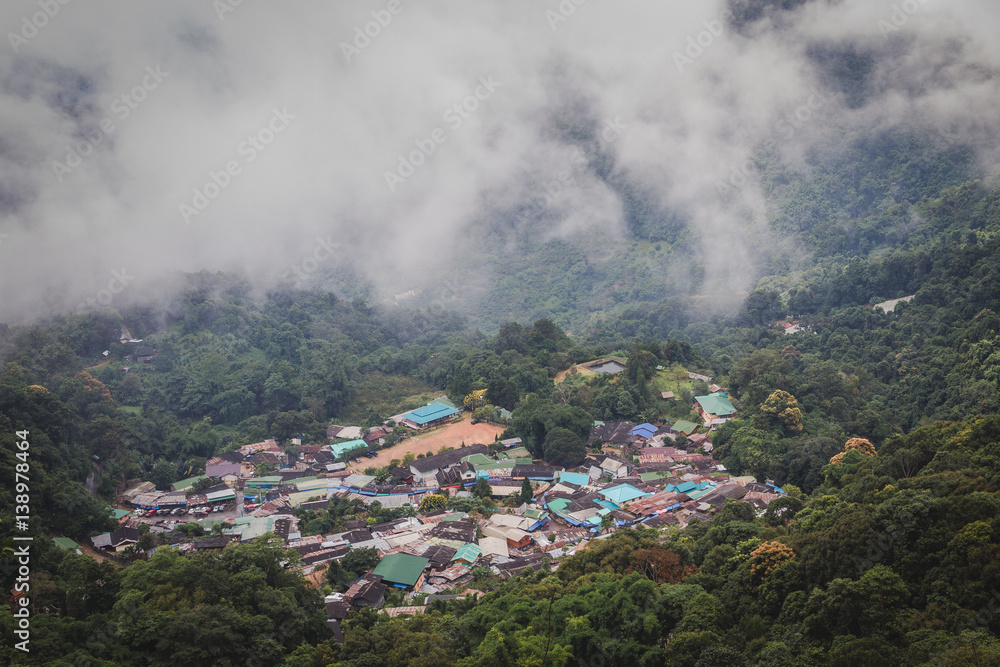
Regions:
[[400, 403, 460, 425], [372, 553, 429, 587]]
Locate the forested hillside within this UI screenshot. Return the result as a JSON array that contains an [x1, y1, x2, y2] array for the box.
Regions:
[[2, 52, 1000, 661]]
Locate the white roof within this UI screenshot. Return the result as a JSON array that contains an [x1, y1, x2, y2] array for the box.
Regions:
[[490, 514, 532, 531], [478, 536, 509, 558]]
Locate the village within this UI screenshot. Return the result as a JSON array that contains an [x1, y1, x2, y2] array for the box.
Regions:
[[73, 372, 787, 641]]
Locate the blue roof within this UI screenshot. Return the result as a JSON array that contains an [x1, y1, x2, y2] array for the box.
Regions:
[[401, 402, 461, 425], [630, 423, 657, 437], [599, 484, 650, 505], [559, 472, 591, 486]]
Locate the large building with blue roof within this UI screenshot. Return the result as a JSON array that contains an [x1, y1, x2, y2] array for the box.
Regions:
[[399, 402, 461, 429]]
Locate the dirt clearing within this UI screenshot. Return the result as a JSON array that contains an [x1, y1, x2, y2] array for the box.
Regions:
[[344, 417, 505, 472]]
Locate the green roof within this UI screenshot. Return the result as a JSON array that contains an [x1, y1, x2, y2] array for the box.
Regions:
[[474, 461, 515, 472], [694, 392, 736, 417], [672, 420, 699, 436], [52, 537, 80, 550], [245, 475, 283, 486], [546, 497, 572, 518], [639, 471, 673, 482], [110, 509, 131, 520], [372, 553, 430, 587], [461, 453, 494, 467], [172, 475, 208, 491]]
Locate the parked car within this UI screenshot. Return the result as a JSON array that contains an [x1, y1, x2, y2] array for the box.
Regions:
[[145, 510, 156, 517], [213, 505, 224, 512]]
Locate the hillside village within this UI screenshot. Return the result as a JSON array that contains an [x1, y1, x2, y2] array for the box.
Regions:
[[89, 374, 786, 640]]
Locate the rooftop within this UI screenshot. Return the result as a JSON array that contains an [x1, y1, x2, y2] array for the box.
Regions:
[[372, 553, 430, 587], [694, 392, 737, 417], [400, 402, 461, 426]]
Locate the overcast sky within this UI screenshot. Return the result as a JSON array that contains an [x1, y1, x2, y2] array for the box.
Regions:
[[1, 0, 998, 322]]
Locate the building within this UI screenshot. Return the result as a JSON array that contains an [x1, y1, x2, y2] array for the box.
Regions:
[[327, 425, 364, 440], [91, 527, 140, 553], [206, 458, 241, 478], [408, 444, 490, 484], [52, 537, 82, 553], [630, 423, 658, 440], [345, 574, 387, 608], [171, 475, 208, 492], [399, 402, 462, 430], [451, 542, 482, 567], [330, 439, 369, 459], [371, 553, 430, 590], [693, 392, 737, 424], [670, 420, 699, 437]]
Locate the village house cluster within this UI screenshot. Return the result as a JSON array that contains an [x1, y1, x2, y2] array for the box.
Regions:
[[86, 387, 785, 638]]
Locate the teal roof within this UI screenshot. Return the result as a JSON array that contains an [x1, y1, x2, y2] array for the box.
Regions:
[[401, 403, 460, 426], [372, 553, 430, 587], [110, 509, 131, 520], [673, 480, 698, 494], [330, 439, 368, 458], [599, 484, 650, 505], [452, 543, 482, 562], [687, 487, 715, 500], [694, 392, 736, 417], [559, 472, 591, 486]]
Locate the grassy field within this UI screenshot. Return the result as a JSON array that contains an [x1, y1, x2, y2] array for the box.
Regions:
[[342, 373, 443, 423]]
